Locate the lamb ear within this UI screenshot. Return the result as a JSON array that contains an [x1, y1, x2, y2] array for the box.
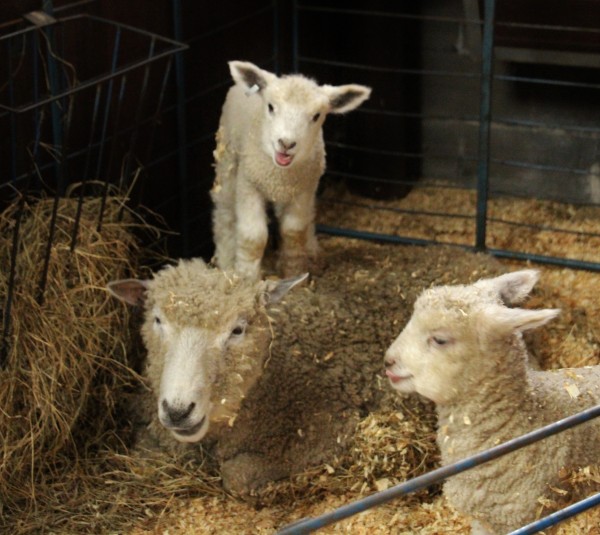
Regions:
[[475, 269, 540, 305], [228, 60, 276, 91], [107, 279, 149, 306], [322, 84, 371, 114], [482, 304, 560, 334], [260, 273, 309, 306]]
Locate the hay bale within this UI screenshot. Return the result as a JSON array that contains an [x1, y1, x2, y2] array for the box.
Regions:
[[0, 195, 146, 525]]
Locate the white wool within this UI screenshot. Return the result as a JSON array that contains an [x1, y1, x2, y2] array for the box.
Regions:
[[211, 60, 371, 280], [107, 259, 306, 445], [384, 269, 600, 534]]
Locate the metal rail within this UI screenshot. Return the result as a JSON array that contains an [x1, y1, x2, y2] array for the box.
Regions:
[[276, 403, 600, 534]]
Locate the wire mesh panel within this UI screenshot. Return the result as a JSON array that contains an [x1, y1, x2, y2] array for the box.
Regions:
[[0, 14, 185, 201], [0, 13, 186, 364], [291, 1, 600, 272]]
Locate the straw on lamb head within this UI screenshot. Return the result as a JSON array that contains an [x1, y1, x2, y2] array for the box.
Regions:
[[384, 269, 600, 534], [211, 60, 371, 280], [107, 259, 306, 446]]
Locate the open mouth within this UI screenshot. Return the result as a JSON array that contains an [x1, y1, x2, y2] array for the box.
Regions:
[[275, 151, 294, 167], [172, 415, 206, 437], [385, 369, 412, 384]]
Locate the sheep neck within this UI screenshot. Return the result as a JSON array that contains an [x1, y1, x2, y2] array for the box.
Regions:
[[436, 339, 539, 463]]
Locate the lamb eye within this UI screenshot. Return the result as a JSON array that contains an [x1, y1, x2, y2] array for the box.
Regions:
[[430, 335, 448, 346], [312, 112, 321, 122], [154, 317, 161, 325], [268, 103, 274, 114], [231, 324, 245, 336]]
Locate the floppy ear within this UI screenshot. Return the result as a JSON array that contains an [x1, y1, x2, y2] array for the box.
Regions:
[[480, 304, 560, 335], [475, 269, 540, 305], [259, 273, 309, 306], [228, 60, 277, 91], [107, 279, 149, 306], [321, 84, 371, 114]]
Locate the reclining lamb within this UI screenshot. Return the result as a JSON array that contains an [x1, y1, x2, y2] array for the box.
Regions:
[[211, 60, 371, 280], [109, 249, 382, 500], [107, 242, 504, 500], [384, 269, 600, 534], [107, 259, 306, 492]]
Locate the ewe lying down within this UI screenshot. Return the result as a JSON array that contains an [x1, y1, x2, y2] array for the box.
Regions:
[[384, 270, 600, 534], [212, 61, 370, 280], [108, 259, 306, 445], [108, 240, 436, 498], [110, 255, 387, 497]]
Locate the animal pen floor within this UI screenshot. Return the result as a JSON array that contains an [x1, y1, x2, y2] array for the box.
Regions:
[[126, 185, 600, 535], [3, 189, 600, 535]]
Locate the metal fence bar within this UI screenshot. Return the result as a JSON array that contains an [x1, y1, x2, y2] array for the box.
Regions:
[[508, 492, 600, 535], [474, 0, 495, 250], [172, 0, 190, 256], [276, 403, 600, 534]]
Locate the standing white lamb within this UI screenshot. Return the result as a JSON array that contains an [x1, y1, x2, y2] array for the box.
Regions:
[[211, 60, 371, 280], [384, 269, 600, 534]]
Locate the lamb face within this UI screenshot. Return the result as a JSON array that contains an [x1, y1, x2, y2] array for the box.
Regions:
[[260, 79, 329, 168], [385, 270, 563, 410], [384, 273, 559, 406], [384, 292, 476, 405], [228, 61, 371, 170], [108, 259, 307, 444]]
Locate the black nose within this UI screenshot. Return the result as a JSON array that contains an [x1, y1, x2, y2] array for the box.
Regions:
[[278, 138, 296, 151], [162, 400, 196, 425]]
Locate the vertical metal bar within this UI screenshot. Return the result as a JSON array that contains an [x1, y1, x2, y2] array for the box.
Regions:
[[272, 0, 280, 75], [98, 74, 126, 232], [96, 25, 122, 232], [1, 196, 26, 369], [37, 15, 66, 303], [31, 32, 42, 190], [120, 37, 155, 194], [71, 84, 102, 251], [172, 0, 190, 257], [8, 37, 19, 185], [144, 56, 173, 166], [42, 0, 54, 14], [292, 0, 299, 73], [475, 0, 496, 250]]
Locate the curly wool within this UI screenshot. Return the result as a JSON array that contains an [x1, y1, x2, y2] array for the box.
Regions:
[[141, 259, 272, 431], [385, 271, 600, 534]]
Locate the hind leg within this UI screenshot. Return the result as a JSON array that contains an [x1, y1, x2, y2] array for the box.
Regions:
[[211, 154, 238, 270]]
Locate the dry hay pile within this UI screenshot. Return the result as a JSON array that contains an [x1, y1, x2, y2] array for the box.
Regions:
[[0, 195, 220, 534]]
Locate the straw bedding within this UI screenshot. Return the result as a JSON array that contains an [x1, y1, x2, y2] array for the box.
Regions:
[[0, 194, 219, 534], [1, 185, 600, 534]]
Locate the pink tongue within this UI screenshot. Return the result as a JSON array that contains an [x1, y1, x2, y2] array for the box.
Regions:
[[276, 152, 293, 166]]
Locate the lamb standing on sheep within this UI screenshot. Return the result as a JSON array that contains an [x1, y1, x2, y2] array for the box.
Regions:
[[211, 60, 371, 280], [108, 259, 306, 490], [384, 270, 600, 534]]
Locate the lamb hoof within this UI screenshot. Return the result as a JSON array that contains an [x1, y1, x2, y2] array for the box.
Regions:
[[221, 453, 287, 496]]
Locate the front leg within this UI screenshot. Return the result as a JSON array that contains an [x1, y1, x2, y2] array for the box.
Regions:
[[276, 191, 317, 278], [235, 180, 268, 280]]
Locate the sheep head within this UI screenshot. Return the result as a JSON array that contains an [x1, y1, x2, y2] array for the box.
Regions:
[[228, 60, 371, 169], [384, 270, 560, 405], [108, 259, 307, 443]]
